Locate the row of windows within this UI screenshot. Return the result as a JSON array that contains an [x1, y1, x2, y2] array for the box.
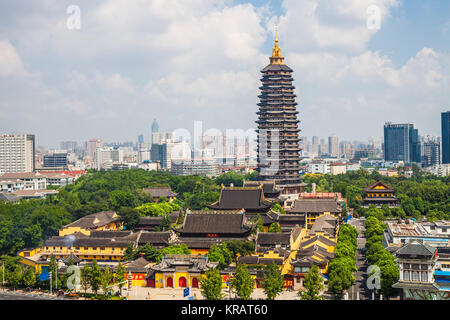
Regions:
[[403, 271, 428, 282], [367, 193, 394, 197]]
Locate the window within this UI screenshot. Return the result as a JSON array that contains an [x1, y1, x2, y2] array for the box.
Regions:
[[421, 272, 428, 281], [412, 271, 419, 281], [403, 271, 410, 281]]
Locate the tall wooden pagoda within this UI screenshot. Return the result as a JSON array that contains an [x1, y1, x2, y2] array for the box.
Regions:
[[256, 27, 302, 194]]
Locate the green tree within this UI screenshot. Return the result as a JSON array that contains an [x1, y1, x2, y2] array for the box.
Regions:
[[80, 265, 91, 298], [299, 265, 324, 300], [115, 262, 126, 295], [90, 260, 102, 296], [199, 268, 224, 300], [262, 263, 284, 300], [22, 267, 37, 290], [101, 267, 114, 296], [118, 207, 140, 230], [158, 214, 172, 231], [271, 203, 285, 214], [208, 244, 232, 270], [327, 258, 355, 298], [230, 264, 254, 300], [268, 222, 282, 233]]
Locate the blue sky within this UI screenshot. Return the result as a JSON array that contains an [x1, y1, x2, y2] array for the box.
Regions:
[[0, 0, 449, 148]]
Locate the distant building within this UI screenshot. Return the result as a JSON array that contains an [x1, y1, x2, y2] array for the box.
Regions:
[[442, 111, 450, 164], [384, 123, 421, 163], [171, 160, 217, 177], [426, 163, 450, 177], [86, 138, 103, 160], [0, 133, 35, 174], [94, 147, 123, 170], [143, 187, 177, 202], [43, 152, 68, 169], [328, 136, 339, 158], [59, 141, 78, 152], [307, 162, 330, 174], [422, 142, 440, 168]]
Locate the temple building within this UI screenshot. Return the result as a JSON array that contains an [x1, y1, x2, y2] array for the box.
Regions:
[[147, 254, 219, 288], [362, 181, 400, 208], [143, 186, 178, 202], [173, 210, 254, 254], [286, 198, 343, 229], [256, 28, 302, 195], [207, 185, 274, 213]]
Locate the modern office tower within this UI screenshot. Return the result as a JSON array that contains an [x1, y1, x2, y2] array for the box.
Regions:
[[328, 135, 339, 158], [86, 138, 103, 160], [43, 152, 68, 169], [0, 133, 35, 174], [138, 134, 144, 144], [151, 118, 159, 144], [443, 111, 450, 164], [422, 142, 440, 168], [256, 28, 301, 193], [59, 141, 77, 152], [383, 123, 421, 163]]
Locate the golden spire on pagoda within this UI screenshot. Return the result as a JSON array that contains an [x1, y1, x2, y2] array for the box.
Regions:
[[269, 24, 284, 65], [272, 24, 281, 57]]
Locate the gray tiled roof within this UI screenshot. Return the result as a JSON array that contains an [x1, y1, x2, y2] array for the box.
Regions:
[[288, 199, 342, 214]]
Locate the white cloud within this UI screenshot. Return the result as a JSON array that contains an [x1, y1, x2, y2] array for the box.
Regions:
[[0, 40, 29, 77], [277, 0, 399, 53]]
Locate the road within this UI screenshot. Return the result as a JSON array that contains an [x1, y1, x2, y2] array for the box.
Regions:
[[0, 290, 68, 300], [348, 218, 372, 300]]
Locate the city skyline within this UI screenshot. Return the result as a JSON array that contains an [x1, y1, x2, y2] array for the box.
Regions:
[[0, 1, 449, 147]]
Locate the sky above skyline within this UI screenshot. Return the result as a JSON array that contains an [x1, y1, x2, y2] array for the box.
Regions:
[[0, 0, 449, 148]]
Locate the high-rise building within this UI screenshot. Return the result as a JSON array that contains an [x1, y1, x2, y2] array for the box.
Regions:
[[151, 118, 159, 144], [328, 135, 339, 158], [86, 138, 103, 160], [384, 123, 421, 163], [442, 111, 450, 164], [0, 134, 35, 174], [138, 134, 144, 144], [422, 142, 440, 168], [256, 28, 301, 192]]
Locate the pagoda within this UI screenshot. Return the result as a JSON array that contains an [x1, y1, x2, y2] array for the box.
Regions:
[[256, 27, 302, 194]]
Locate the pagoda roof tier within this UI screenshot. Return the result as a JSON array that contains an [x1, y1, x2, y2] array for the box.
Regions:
[[261, 64, 293, 72], [258, 94, 296, 98], [257, 102, 298, 106], [261, 75, 293, 80], [259, 85, 295, 90], [257, 110, 299, 115]]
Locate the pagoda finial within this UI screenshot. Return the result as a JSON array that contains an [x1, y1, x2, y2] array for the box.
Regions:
[[272, 24, 281, 58]]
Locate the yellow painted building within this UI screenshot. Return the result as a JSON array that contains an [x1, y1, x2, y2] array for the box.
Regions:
[[59, 211, 123, 237]]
